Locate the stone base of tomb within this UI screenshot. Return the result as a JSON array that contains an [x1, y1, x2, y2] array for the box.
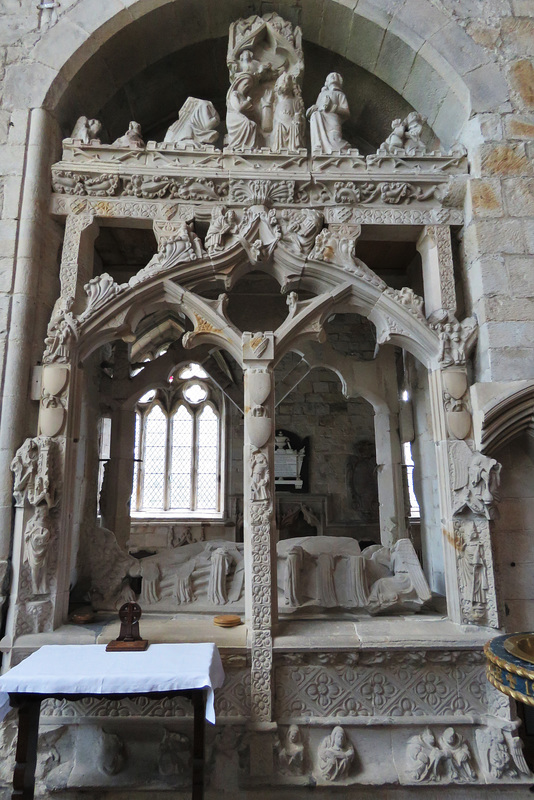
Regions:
[[0, 616, 531, 795]]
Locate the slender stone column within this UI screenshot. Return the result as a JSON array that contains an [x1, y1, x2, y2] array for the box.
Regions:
[[242, 332, 277, 732], [58, 212, 98, 309], [101, 407, 136, 551], [417, 225, 456, 318], [374, 409, 407, 546]]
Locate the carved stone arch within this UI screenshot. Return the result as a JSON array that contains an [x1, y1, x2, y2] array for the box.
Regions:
[[477, 383, 534, 456]]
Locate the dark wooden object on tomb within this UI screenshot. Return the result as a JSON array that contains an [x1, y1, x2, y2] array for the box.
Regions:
[[105, 601, 149, 652]]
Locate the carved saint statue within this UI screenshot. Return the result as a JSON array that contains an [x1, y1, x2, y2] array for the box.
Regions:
[[276, 725, 304, 775], [271, 72, 304, 152], [112, 121, 145, 149], [43, 296, 79, 365], [164, 98, 220, 148], [226, 74, 259, 150], [205, 206, 239, 253], [451, 443, 501, 519], [307, 73, 351, 154], [24, 506, 52, 595], [69, 116, 102, 144], [251, 449, 270, 501], [317, 726, 354, 781], [458, 522, 488, 619]]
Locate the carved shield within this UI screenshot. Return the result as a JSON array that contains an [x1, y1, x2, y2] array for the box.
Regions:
[[442, 370, 467, 400], [446, 410, 471, 440], [42, 366, 68, 396], [248, 416, 272, 449], [39, 405, 65, 437], [249, 372, 271, 406]]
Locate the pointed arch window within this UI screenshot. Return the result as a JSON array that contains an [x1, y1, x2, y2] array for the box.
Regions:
[[131, 366, 222, 515]]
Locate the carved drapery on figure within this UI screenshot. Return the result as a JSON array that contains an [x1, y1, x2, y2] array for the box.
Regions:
[[307, 73, 352, 155], [11, 436, 58, 509]]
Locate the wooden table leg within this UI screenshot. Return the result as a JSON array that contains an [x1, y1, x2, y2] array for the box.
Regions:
[[191, 689, 206, 800], [11, 695, 41, 800]]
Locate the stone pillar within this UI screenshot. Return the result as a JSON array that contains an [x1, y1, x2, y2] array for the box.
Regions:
[[242, 332, 277, 738], [101, 407, 136, 551], [428, 366, 500, 627], [374, 409, 407, 546], [417, 225, 456, 318]]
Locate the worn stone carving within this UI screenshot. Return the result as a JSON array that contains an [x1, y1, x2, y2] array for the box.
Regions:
[[163, 98, 220, 148], [444, 392, 471, 440], [52, 170, 119, 196], [226, 13, 303, 151], [277, 537, 431, 613], [100, 731, 126, 777], [279, 209, 323, 255], [159, 730, 191, 776], [129, 222, 205, 288], [208, 547, 232, 604], [43, 296, 79, 364], [317, 727, 354, 781], [407, 727, 476, 782], [430, 311, 477, 366], [385, 286, 425, 320], [455, 520, 488, 622], [38, 1, 60, 31], [24, 506, 52, 595], [122, 174, 228, 201], [205, 206, 239, 253], [307, 73, 351, 154], [68, 116, 102, 144], [88, 527, 137, 610], [251, 449, 271, 502], [475, 728, 531, 779], [275, 725, 305, 775], [11, 436, 58, 509], [334, 180, 439, 205], [80, 273, 125, 320], [310, 224, 385, 288], [450, 441, 501, 519], [379, 112, 428, 156], [112, 121, 145, 149]]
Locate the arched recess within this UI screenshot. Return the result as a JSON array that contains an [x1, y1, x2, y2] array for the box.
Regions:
[[478, 384, 534, 634], [4, 0, 508, 146]]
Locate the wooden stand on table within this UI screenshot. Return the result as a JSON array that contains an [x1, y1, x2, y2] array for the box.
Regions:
[[106, 601, 148, 652]]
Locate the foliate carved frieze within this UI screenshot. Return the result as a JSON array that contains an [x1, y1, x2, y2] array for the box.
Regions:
[[274, 654, 488, 721]]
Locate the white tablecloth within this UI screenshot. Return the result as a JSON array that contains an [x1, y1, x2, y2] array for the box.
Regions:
[[0, 643, 224, 724]]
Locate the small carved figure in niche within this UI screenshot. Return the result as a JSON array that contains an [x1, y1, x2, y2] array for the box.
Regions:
[[208, 547, 231, 605], [11, 438, 40, 506], [271, 72, 305, 152], [11, 435, 57, 508], [112, 121, 145, 149], [404, 112, 427, 156], [438, 728, 476, 781], [251, 449, 270, 502], [383, 119, 406, 154], [205, 206, 238, 254], [276, 724, 304, 775], [236, 49, 271, 81], [69, 116, 102, 144], [100, 731, 126, 776], [158, 730, 190, 776], [451, 443, 501, 519], [24, 506, 52, 595], [458, 522, 488, 620], [307, 73, 351, 154], [226, 74, 259, 150], [43, 296, 79, 365], [280, 209, 323, 255], [406, 728, 445, 781], [317, 726, 354, 781], [284, 545, 303, 606], [163, 98, 220, 148]]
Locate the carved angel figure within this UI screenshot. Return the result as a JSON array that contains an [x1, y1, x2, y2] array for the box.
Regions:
[[112, 121, 145, 148], [276, 725, 304, 775], [406, 729, 445, 781], [475, 728, 531, 779], [24, 506, 52, 595], [226, 74, 259, 150], [317, 726, 354, 781], [164, 98, 220, 148], [271, 72, 304, 152], [69, 116, 102, 144], [307, 73, 351, 154]]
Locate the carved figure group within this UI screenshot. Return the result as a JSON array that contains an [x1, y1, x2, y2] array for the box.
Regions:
[[380, 112, 427, 156], [11, 435, 57, 509], [164, 98, 220, 148], [407, 727, 476, 782]]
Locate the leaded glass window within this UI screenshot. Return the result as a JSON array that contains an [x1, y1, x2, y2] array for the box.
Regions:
[[131, 364, 222, 515]]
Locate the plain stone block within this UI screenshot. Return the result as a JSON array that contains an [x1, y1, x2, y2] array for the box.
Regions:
[[428, 21, 491, 76], [505, 254, 534, 296], [374, 29, 416, 94], [466, 178, 504, 220], [319, 1, 355, 56], [503, 177, 534, 215], [464, 62, 512, 112], [395, 0, 447, 39], [463, 217, 527, 256], [344, 11, 385, 72], [402, 51, 450, 125], [433, 87, 470, 146], [487, 346, 534, 381]]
